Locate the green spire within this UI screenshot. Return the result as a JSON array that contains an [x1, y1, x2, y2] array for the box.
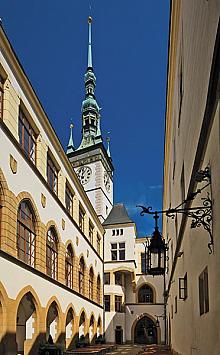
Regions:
[[77, 16, 103, 150], [66, 123, 75, 154]]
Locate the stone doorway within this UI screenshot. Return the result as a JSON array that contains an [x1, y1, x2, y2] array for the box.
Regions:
[[134, 316, 157, 344]]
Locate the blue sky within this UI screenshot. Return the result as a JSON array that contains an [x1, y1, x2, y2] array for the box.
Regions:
[[1, 0, 170, 236]]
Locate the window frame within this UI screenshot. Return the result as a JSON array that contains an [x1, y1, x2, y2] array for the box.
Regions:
[[104, 295, 110, 312], [89, 268, 94, 300], [79, 257, 85, 295], [17, 200, 36, 267], [65, 244, 74, 288], [65, 182, 74, 217], [104, 272, 110, 285], [115, 295, 123, 313], [47, 154, 58, 195], [199, 267, 209, 316], [18, 108, 36, 164], [46, 227, 58, 280], [179, 273, 188, 300], [89, 221, 94, 245], [79, 204, 85, 233]]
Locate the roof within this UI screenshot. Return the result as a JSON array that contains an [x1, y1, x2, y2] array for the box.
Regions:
[[103, 204, 133, 226]]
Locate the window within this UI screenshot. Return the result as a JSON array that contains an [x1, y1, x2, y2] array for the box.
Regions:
[[79, 257, 85, 295], [47, 154, 58, 194], [111, 243, 125, 261], [104, 295, 110, 312], [174, 296, 177, 313], [138, 284, 154, 303], [17, 200, 36, 266], [97, 275, 101, 304], [171, 304, 173, 319], [120, 229, 123, 235], [111, 243, 117, 260], [79, 205, 85, 233], [115, 272, 122, 286], [65, 244, 73, 288], [0, 74, 4, 119], [18, 109, 36, 164], [89, 268, 94, 300], [179, 273, 187, 300], [104, 272, 110, 285], [119, 243, 125, 260], [116, 229, 119, 236], [115, 296, 123, 312], [141, 252, 147, 273], [97, 234, 101, 255], [112, 230, 115, 236], [46, 227, 58, 279], [199, 267, 209, 316], [89, 221, 94, 244], [65, 183, 73, 216]]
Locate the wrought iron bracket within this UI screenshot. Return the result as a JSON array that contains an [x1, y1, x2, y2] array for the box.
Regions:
[[137, 167, 213, 254]]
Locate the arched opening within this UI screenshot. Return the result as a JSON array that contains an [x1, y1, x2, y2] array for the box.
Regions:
[[97, 275, 101, 304], [66, 308, 74, 341], [17, 200, 36, 266], [79, 257, 85, 295], [89, 268, 94, 300], [89, 315, 95, 343], [16, 292, 37, 354], [46, 301, 59, 342], [79, 312, 86, 338], [46, 227, 58, 279], [65, 244, 74, 288], [97, 316, 102, 338], [134, 316, 157, 344], [138, 284, 154, 303]]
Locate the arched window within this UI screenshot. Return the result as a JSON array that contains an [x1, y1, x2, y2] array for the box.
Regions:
[[17, 200, 36, 266], [97, 275, 101, 304], [89, 268, 94, 300], [46, 227, 58, 279], [79, 257, 85, 295], [138, 284, 154, 303], [65, 244, 74, 288]]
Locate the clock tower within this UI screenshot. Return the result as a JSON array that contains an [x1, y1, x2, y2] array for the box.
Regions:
[[66, 16, 114, 223]]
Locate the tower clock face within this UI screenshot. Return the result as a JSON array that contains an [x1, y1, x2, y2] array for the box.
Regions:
[[76, 166, 92, 185], [104, 172, 111, 193]]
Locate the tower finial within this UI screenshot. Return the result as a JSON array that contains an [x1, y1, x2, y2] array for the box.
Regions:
[[66, 122, 75, 155], [88, 16, 93, 69]]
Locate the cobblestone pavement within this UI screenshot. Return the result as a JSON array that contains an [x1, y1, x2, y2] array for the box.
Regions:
[[108, 345, 171, 355]]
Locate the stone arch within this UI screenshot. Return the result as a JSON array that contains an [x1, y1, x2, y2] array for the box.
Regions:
[[78, 308, 88, 339], [131, 313, 161, 344], [89, 312, 95, 343], [15, 287, 41, 354], [65, 239, 76, 256], [65, 304, 76, 348], [16, 191, 41, 233], [97, 315, 102, 337], [0, 282, 9, 336], [136, 282, 156, 303], [45, 220, 62, 245], [45, 296, 63, 343], [0, 169, 17, 254]]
